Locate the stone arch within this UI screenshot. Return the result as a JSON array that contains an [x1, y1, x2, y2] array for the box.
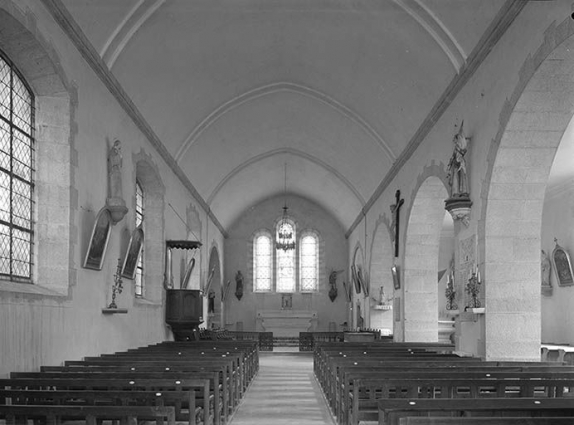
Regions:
[[133, 151, 165, 303], [403, 176, 449, 342], [369, 215, 394, 336], [482, 18, 574, 361], [0, 2, 76, 295]]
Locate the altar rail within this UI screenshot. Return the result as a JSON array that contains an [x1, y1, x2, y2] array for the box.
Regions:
[[227, 331, 274, 351], [299, 331, 386, 351]]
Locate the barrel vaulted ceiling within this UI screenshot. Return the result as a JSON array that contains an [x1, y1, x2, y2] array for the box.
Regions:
[[56, 0, 512, 233]]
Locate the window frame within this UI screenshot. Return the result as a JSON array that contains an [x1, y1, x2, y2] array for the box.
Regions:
[[134, 179, 144, 297], [253, 231, 273, 293], [299, 231, 319, 293], [0, 49, 35, 283], [275, 218, 296, 293]]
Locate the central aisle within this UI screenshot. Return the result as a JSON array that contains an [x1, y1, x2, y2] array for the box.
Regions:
[[230, 352, 335, 425]]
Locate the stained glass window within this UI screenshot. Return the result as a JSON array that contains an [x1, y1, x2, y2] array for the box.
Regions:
[[254, 233, 272, 292], [276, 221, 296, 292], [0, 52, 34, 281], [135, 180, 144, 297], [300, 234, 318, 291]]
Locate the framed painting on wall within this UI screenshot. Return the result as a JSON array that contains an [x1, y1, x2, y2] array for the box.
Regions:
[[391, 265, 400, 290], [552, 240, 574, 287], [351, 264, 361, 294], [121, 226, 144, 279], [84, 207, 112, 270]]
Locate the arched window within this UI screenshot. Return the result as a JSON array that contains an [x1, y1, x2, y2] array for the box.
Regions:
[[134, 180, 144, 297], [0, 52, 34, 282], [253, 233, 272, 292], [299, 233, 319, 292], [276, 220, 296, 293]]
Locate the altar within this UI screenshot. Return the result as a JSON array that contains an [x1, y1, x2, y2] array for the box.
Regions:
[[256, 310, 318, 337]]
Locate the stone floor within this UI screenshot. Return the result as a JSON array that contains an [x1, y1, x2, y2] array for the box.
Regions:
[[229, 352, 335, 424]]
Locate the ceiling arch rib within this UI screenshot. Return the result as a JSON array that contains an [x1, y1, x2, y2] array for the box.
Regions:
[[393, 0, 466, 71], [100, 0, 165, 69], [174, 82, 396, 164], [206, 147, 366, 207]]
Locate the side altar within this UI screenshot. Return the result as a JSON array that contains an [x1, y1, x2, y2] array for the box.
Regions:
[[256, 310, 317, 337]]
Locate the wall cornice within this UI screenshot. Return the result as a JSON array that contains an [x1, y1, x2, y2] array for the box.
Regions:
[[38, 0, 228, 238], [345, 0, 526, 238]]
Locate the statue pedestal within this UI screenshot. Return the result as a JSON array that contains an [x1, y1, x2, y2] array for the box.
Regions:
[[445, 196, 472, 227], [106, 197, 128, 224]]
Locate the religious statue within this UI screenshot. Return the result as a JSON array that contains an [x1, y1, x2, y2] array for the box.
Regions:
[[235, 270, 244, 301], [108, 140, 123, 199], [378, 286, 385, 305], [208, 289, 215, 313], [105, 139, 128, 224], [447, 122, 470, 197]]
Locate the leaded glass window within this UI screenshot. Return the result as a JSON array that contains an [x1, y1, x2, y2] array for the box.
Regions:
[[276, 221, 296, 292], [0, 52, 34, 281], [300, 234, 318, 291], [254, 234, 272, 292], [135, 180, 144, 297]]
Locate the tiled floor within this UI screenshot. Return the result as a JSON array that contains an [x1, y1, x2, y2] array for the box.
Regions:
[[229, 353, 335, 424]]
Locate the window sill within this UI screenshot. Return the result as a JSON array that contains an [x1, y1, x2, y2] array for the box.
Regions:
[[0, 280, 66, 298]]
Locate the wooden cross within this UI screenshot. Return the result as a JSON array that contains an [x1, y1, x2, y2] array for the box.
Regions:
[[391, 190, 404, 257]]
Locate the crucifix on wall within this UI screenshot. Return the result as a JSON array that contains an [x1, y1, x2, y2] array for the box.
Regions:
[[390, 189, 404, 257]]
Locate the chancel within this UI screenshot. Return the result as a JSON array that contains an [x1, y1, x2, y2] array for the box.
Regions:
[[2, 1, 574, 424]]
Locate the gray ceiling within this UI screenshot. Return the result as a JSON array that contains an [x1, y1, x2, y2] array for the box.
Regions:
[[60, 0, 507, 231]]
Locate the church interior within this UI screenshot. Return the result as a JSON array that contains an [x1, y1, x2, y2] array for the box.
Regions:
[[3, 1, 574, 423]]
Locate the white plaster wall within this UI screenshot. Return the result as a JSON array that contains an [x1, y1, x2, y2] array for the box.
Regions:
[[0, 1, 223, 377], [223, 195, 348, 332], [541, 187, 574, 345], [347, 3, 574, 359]]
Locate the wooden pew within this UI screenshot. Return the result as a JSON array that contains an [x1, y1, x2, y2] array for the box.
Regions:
[[399, 418, 574, 425], [377, 398, 574, 425], [54, 357, 237, 417], [0, 388, 199, 424], [9, 370, 224, 425], [0, 377, 210, 425], [0, 404, 175, 425], [349, 377, 574, 425], [100, 343, 254, 397], [335, 364, 574, 421]]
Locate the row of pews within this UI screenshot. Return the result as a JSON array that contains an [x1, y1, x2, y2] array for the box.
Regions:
[[314, 340, 574, 425], [0, 340, 259, 425]]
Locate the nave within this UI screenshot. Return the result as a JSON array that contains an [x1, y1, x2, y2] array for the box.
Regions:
[[229, 352, 334, 425], [2, 337, 574, 425]]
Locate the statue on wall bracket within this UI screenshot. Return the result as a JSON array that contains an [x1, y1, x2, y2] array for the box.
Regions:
[[445, 122, 472, 227], [235, 270, 244, 300], [106, 139, 128, 224]]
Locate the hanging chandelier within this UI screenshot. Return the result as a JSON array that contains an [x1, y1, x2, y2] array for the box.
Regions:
[[276, 164, 296, 251]]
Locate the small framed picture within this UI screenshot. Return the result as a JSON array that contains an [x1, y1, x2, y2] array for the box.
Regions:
[[84, 207, 112, 270], [552, 241, 574, 287], [391, 265, 400, 290], [121, 226, 144, 279]]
